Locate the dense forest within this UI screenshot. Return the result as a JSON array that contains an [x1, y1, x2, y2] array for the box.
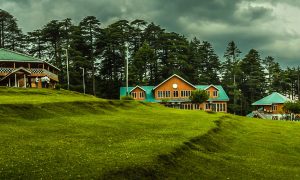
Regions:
[[0, 9, 299, 115]]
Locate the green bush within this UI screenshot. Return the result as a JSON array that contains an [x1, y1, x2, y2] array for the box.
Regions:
[[121, 96, 134, 101], [55, 84, 61, 90], [162, 98, 170, 103], [283, 101, 300, 114], [189, 90, 209, 104]]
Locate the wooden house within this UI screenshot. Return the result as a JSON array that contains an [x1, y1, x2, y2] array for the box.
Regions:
[[120, 74, 229, 112], [249, 92, 291, 119], [0, 48, 59, 88]]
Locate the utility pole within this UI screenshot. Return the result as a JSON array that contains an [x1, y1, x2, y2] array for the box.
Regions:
[[65, 49, 70, 90], [126, 42, 129, 96], [80, 67, 85, 94]]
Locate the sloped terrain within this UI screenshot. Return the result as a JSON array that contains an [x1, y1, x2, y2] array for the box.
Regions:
[[1, 87, 300, 179]]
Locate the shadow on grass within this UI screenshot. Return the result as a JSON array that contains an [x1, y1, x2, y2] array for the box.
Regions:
[[102, 117, 238, 179]]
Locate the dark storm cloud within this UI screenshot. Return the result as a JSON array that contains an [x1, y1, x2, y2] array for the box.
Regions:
[[0, 0, 299, 67]]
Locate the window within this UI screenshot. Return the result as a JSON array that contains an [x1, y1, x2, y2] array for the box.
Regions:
[[213, 91, 218, 97], [181, 91, 184, 97], [272, 105, 278, 111], [205, 103, 210, 110], [173, 91, 179, 97], [181, 90, 192, 97], [187, 91, 191, 97], [207, 91, 210, 97], [166, 91, 171, 97], [131, 92, 137, 99], [139, 92, 144, 98], [158, 91, 164, 98]]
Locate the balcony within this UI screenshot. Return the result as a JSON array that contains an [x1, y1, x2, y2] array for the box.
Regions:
[[0, 67, 58, 81]]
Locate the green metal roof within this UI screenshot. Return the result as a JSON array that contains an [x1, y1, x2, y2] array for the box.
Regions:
[[120, 85, 229, 102], [0, 48, 60, 70], [252, 92, 290, 106], [0, 48, 41, 62], [120, 86, 157, 102], [195, 85, 229, 101]]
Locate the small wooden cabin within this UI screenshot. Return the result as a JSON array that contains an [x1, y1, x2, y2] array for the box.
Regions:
[[250, 92, 291, 119], [0, 48, 59, 88]]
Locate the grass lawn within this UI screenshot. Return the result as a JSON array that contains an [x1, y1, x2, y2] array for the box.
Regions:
[[0, 87, 219, 179], [1, 87, 300, 179]]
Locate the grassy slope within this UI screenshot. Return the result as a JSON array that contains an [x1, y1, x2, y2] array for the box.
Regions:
[[0, 87, 220, 179], [1, 87, 300, 179]]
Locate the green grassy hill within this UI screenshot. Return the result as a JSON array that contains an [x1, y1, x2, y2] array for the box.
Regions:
[[1, 87, 300, 179]]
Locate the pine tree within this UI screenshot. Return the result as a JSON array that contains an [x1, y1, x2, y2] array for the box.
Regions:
[[198, 41, 220, 84], [239, 49, 266, 114], [79, 16, 101, 96], [222, 41, 241, 114]]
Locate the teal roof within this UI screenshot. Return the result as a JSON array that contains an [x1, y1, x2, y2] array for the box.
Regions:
[[195, 85, 229, 101], [120, 85, 229, 102], [252, 92, 290, 106], [0, 48, 41, 62], [0, 48, 59, 70], [120, 86, 157, 102]]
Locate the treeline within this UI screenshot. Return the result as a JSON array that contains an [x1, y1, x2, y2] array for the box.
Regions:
[[1, 9, 299, 115]]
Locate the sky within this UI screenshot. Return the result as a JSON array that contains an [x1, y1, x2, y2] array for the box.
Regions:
[[0, 0, 300, 67]]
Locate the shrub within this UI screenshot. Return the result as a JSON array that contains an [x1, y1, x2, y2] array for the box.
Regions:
[[283, 101, 300, 114], [55, 84, 61, 90], [189, 90, 209, 104], [162, 99, 170, 103], [121, 96, 134, 101]]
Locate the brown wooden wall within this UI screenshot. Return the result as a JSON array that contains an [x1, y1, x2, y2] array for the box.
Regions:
[[154, 76, 196, 99], [130, 87, 145, 100]]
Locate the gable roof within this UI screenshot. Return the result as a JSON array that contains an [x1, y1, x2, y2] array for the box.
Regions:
[[0, 67, 31, 82], [252, 92, 290, 106], [153, 74, 196, 90], [130, 85, 146, 93], [195, 85, 229, 101], [0, 48, 60, 70], [204, 85, 219, 91], [120, 86, 157, 102]]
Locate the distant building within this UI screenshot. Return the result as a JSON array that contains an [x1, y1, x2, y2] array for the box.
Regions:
[[120, 74, 229, 112], [248, 92, 291, 120], [0, 48, 59, 88]]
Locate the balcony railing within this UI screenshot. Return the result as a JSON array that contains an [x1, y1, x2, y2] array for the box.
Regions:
[[0, 67, 14, 74], [0, 67, 58, 81]]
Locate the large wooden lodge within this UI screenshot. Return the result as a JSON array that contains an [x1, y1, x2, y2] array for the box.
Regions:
[[0, 48, 59, 88], [120, 74, 229, 112]]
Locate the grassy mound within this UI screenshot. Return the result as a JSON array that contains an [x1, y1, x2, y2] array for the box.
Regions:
[[1, 87, 300, 179]]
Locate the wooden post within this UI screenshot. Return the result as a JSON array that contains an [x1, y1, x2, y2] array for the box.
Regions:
[[13, 62, 15, 69], [15, 74, 17, 87], [24, 74, 26, 88], [8, 78, 11, 87]]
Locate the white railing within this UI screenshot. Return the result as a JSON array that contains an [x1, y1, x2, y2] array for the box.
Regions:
[[30, 68, 44, 74], [0, 67, 14, 74]]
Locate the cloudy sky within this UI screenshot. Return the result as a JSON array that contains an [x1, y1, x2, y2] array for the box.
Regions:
[[1, 0, 300, 67]]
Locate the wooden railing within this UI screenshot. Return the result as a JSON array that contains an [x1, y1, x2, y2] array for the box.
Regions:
[[43, 69, 58, 81], [0, 67, 14, 74], [0, 67, 58, 81]]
